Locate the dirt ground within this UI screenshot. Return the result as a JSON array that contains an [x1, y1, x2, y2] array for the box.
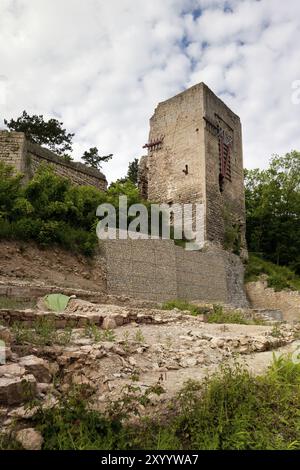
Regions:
[[0, 241, 106, 291]]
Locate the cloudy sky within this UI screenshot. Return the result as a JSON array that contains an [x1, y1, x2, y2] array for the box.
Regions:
[[0, 0, 299, 182]]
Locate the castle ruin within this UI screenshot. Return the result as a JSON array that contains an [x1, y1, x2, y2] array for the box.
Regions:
[[0, 131, 107, 190], [139, 82, 247, 256]]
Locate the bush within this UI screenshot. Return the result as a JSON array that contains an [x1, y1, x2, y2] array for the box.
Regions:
[[245, 254, 300, 291], [0, 163, 150, 256]]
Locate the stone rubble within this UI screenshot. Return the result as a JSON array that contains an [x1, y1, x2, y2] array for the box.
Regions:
[[0, 295, 299, 448]]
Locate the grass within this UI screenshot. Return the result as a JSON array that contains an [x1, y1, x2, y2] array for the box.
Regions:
[[206, 304, 266, 325], [162, 300, 265, 325], [161, 299, 208, 316], [0, 296, 36, 310], [6, 355, 299, 450], [245, 254, 300, 291], [83, 324, 116, 343], [12, 317, 72, 346]]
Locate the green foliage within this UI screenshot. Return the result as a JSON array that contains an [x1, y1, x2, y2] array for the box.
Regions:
[[12, 318, 72, 346], [162, 301, 265, 325], [82, 147, 113, 170], [127, 158, 139, 185], [84, 324, 116, 343], [0, 296, 35, 310], [0, 163, 147, 256], [24, 356, 300, 450], [245, 254, 300, 291], [0, 434, 23, 450], [161, 299, 206, 316], [206, 304, 265, 325], [4, 111, 74, 157], [245, 151, 300, 273]]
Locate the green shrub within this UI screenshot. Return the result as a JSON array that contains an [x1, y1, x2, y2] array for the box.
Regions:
[[245, 254, 300, 291]]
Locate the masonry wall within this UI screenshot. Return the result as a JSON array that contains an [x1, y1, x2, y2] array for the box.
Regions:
[[102, 239, 178, 302], [246, 281, 300, 322], [145, 84, 206, 207], [0, 131, 26, 172], [102, 239, 248, 306], [0, 131, 107, 190], [139, 83, 247, 256], [203, 84, 246, 250]]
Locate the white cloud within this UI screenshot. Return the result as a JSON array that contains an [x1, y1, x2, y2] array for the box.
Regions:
[[0, 0, 299, 181]]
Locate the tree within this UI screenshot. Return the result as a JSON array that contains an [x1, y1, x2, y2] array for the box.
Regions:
[[127, 158, 139, 185], [4, 111, 74, 156], [245, 151, 300, 272], [82, 147, 113, 170]]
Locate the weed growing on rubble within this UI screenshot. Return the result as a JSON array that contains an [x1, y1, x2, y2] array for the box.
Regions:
[[162, 299, 206, 316], [84, 324, 116, 343], [270, 323, 284, 338], [16, 355, 300, 450], [134, 329, 145, 343], [11, 318, 73, 346], [162, 300, 266, 325], [207, 305, 266, 325]]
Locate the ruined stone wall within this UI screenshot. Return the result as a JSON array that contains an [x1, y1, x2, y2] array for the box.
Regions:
[[203, 84, 246, 250], [139, 83, 247, 255], [103, 239, 248, 306], [26, 142, 107, 190], [0, 131, 107, 190], [145, 84, 206, 208], [245, 281, 300, 322], [0, 131, 26, 172]]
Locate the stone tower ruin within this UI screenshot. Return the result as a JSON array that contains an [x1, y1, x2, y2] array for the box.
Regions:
[[139, 82, 247, 256]]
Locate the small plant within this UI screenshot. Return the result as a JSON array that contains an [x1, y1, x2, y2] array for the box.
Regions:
[[102, 329, 116, 342], [56, 326, 73, 346], [270, 323, 283, 338], [122, 330, 130, 352], [84, 323, 103, 343], [134, 329, 145, 343]]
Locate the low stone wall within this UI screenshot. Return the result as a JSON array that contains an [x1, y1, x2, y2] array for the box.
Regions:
[[245, 280, 300, 322], [102, 239, 248, 306], [0, 130, 107, 190]]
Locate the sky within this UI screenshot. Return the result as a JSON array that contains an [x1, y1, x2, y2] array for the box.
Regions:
[[0, 0, 299, 182]]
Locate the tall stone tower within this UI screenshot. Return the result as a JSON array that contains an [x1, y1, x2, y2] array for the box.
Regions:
[[139, 82, 247, 256]]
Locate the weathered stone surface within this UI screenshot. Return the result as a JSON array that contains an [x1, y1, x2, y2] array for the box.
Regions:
[[102, 317, 117, 330], [0, 364, 26, 377], [0, 130, 107, 190], [246, 280, 300, 322], [0, 326, 13, 344], [0, 374, 36, 405], [15, 428, 43, 450], [19, 355, 51, 383]]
